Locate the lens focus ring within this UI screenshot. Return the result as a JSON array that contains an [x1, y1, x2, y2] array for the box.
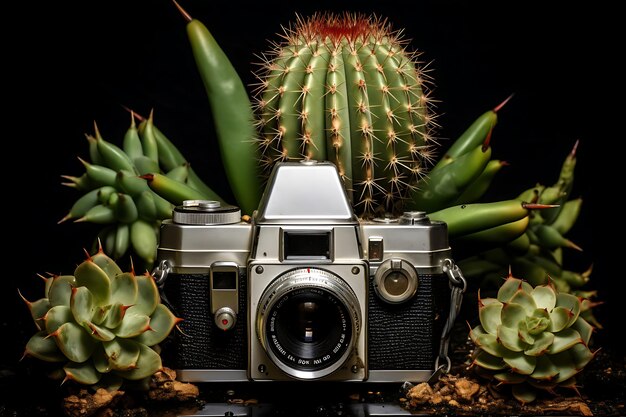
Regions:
[[256, 268, 361, 380]]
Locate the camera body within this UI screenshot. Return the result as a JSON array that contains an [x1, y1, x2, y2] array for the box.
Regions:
[[157, 161, 451, 383]]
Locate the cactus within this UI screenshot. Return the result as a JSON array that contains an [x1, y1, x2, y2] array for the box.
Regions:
[[252, 12, 437, 218], [60, 112, 221, 269], [20, 247, 180, 390], [470, 275, 596, 404]]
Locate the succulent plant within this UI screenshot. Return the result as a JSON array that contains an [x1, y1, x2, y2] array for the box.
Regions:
[[252, 12, 437, 217], [470, 275, 596, 403], [20, 247, 180, 390], [60, 111, 222, 269]]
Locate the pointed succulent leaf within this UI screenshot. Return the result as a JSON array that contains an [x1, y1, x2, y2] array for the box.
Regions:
[[92, 374, 124, 392], [25, 331, 65, 362], [494, 372, 527, 384], [511, 384, 537, 404], [497, 325, 527, 352], [133, 304, 179, 346], [114, 314, 151, 338], [48, 275, 76, 307], [531, 285, 556, 310], [469, 325, 487, 344], [91, 251, 123, 280], [71, 287, 95, 326], [571, 317, 593, 346], [85, 322, 116, 342], [502, 351, 536, 375], [104, 303, 127, 329], [92, 344, 111, 373], [518, 320, 535, 344], [45, 305, 74, 334], [555, 293, 581, 326], [479, 296, 501, 307], [568, 343, 595, 370], [526, 309, 550, 335], [126, 274, 158, 316], [510, 290, 537, 315], [64, 361, 101, 385], [53, 322, 96, 363], [524, 331, 555, 356], [20, 292, 51, 331], [530, 355, 559, 380], [550, 351, 579, 383], [473, 348, 507, 370], [548, 307, 571, 333], [110, 272, 138, 306], [473, 332, 501, 356], [497, 277, 524, 303], [501, 303, 526, 329], [74, 260, 111, 306], [549, 328, 583, 354], [115, 344, 162, 380], [103, 338, 141, 371], [91, 305, 111, 325], [479, 301, 503, 335]]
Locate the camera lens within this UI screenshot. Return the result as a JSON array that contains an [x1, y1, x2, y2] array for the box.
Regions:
[[256, 268, 361, 380]]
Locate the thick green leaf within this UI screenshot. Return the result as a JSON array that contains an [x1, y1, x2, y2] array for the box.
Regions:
[[48, 275, 76, 307], [53, 322, 96, 363], [549, 328, 582, 354], [133, 304, 179, 346], [64, 361, 101, 385], [92, 344, 111, 373], [126, 274, 158, 317], [501, 303, 526, 329], [91, 251, 123, 280], [104, 303, 127, 328], [512, 384, 537, 403], [91, 305, 111, 325], [497, 277, 524, 303], [473, 332, 501, 356], [531, 285, 556, 310], [494, 372, 526, 384], [510, 290, 537, 315], [524, 332, 554, 356], [85, 322, 116, 342], [20, 292, 51, 331], [525, 309, 550, 335], [473, 348, 507, 370], [568, 343, 595, 370], [530, 355, 558, 380], [103, 338, 141, 371], [110, 272, 138, 306], [25, 331, 65, 362], [518, 320, 535, 344], [71, 287, 95, 326], [74, 260, 111, 306], [45, 305, 74, 334], [469, 325, 487, 344], [555, 293, 580, 326], [571, 317, 593, 346], [548, 307, 571, 332], [502, 351, 536, 375], [114, 314, 151, 338], [497, 325, 526, 352], [479, 302, 503, 335], [115, 344, 162, 380], [92, 374, 124, 392], [550, 351, 579, 383]]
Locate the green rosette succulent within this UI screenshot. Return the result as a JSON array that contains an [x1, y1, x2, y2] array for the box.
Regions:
[[20, 248, 180, 390], [470, 275, 596, 403]]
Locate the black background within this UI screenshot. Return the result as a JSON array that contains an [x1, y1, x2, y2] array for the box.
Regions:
[[5, 1, 619, 370]]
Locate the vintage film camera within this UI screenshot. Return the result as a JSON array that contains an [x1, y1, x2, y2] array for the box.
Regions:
[[154, 160, 464, 383]]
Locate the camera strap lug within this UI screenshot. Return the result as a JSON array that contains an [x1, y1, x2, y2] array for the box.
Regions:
[[151, 260, 178, 316], [434, 258, 467, 377]]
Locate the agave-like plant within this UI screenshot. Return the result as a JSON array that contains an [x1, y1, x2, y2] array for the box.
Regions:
[[20, 247, 180, 390], [470, 275, 596, 403]]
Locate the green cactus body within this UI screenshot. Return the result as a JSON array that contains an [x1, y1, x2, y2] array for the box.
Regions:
[[21, 249, 180, 390], [254, 13, 435, 217], [470, 276, 596, 403]]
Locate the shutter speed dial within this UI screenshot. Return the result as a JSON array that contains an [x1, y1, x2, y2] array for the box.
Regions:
[[214, 307, 237, 331]]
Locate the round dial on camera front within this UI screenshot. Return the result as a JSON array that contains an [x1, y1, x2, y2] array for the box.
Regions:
[[374, 258, 418, 304], [214, 307, 237, 331]]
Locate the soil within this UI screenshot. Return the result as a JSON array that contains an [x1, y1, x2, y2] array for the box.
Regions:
[[2, 299, 624, 417]]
